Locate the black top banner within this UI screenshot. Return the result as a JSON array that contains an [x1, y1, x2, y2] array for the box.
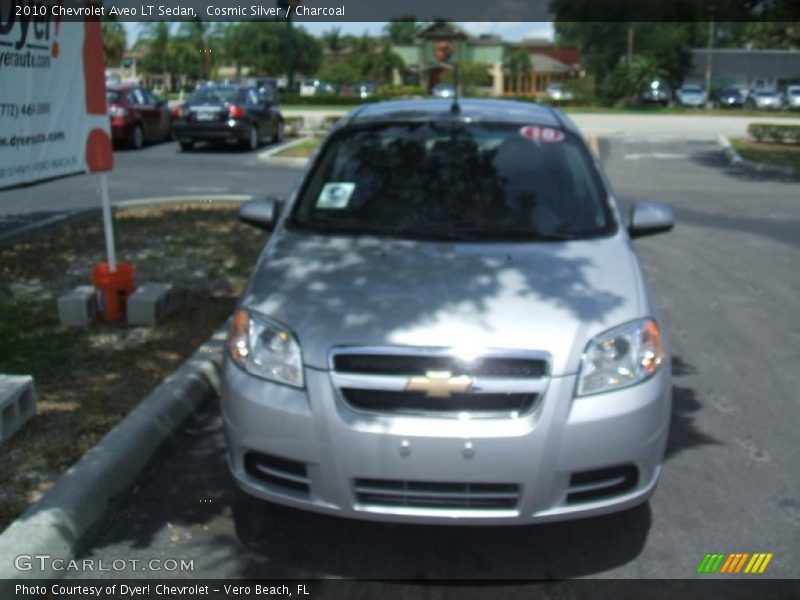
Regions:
[[0, 0, 798, 23]]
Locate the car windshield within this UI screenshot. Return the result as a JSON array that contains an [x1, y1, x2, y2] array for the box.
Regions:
[[106, 90, 122, 104], [188, 87, 243, 104], [289, 122, 614, 242], [789, 89, 800, 96], [682, 87, 702, 93], [756, 91, 775, 97]]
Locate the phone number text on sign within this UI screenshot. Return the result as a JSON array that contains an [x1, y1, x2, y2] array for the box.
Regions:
[[0, 103, 51, 119]]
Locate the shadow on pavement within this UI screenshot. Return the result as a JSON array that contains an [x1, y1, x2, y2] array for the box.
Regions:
[[690, 148, 799, 184], [665, 356, 720, 460]]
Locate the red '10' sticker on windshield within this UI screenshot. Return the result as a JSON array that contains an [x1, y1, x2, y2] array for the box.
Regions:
[[519, 125, 565, 143]]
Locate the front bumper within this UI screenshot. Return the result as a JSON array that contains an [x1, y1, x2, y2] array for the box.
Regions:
[[172, 119, 250, 143], [221, 361, 671, 525]]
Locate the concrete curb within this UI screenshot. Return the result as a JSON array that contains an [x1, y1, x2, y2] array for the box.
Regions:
[[0, 196, 253, 249], [0, 327, 227, 580], [114, 195, 252, 209], [717, 134, 798, 178], [256, 136, 312, 168]]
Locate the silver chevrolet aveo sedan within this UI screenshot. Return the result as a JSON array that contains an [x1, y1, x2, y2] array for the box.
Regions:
[[222, 99, 675, 525]]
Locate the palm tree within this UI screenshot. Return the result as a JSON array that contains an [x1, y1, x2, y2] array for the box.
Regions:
[[503, 48, 532, 94], [140, 22, 172, 84], [101, 22, 126, 66]]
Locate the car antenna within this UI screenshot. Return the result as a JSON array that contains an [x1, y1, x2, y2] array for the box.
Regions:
[[451, 62, 461, 115]]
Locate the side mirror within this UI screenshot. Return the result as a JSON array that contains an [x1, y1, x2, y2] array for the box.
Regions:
[[239, 197, 280, 231], [629, 202, 675, 239]]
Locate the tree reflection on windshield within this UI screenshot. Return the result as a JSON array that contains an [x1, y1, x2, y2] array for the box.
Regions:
[[291, 122, 614, 241]]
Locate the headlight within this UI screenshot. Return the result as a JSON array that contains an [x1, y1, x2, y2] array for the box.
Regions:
[[576, 318, 664, 396], [227, 310, 304, 388]]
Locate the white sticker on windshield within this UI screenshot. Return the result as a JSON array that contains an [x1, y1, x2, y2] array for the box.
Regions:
[[316, 182, 355, 209]]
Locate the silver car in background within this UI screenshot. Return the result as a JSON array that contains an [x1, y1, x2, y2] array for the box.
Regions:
[[786, 86, 800, 110], [222, 99, 675, 525], [749, 89, 785, 110], [676, 85, 707, 107]]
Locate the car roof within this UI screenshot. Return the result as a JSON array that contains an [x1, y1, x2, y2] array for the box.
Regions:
[[346, 99, 571, 130]]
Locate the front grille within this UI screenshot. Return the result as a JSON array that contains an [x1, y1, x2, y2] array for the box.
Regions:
[[566, 465, 638, 504], [330, 347, 550, 417], [354, 478, 520, 510], [341, 388, 537, 413], [244, 452, 310, 495], [333, 354, 547, 378]]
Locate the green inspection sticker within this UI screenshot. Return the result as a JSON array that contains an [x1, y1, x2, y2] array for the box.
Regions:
[[316, 182, 355, 209]]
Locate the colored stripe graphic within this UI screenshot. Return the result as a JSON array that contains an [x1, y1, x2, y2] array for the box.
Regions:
[[697, 553, 726, 573], [744, 553, 774, 574], [700, 552, 774, 574]]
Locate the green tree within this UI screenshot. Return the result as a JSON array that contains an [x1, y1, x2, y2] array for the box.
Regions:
[[322, 27, 345, 53], [219, 22, 257, 79], [101, 22, 126, 67], [555, 22, 700, 99], [503, 48, 532, 93], [139, 22, 172, 79], [718, 22, 800, 49], [173, 19, 214, 83], [384, 19, 422, 44], [367, 39, 405, 83], [441, 61, 492, 95], [316, 61, 360, 87], [219, 22, 321, 78], [605, 55, 667, 102]]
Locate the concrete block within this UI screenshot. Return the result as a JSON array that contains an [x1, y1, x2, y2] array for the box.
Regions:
[[0, 375, 37, 444], [127, 282, 183, 326], [57, 285, 97, 327]]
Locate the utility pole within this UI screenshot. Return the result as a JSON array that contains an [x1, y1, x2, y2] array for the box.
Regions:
[[286, 15, 294, 91], [627, 25, 634, 63], [705, 6, 716, 107], [278, 0, 294, 91]]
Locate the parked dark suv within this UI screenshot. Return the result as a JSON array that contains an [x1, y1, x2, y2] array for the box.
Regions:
[[172, 83, 284, 151]]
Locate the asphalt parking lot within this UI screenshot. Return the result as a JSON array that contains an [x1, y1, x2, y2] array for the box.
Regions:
[[0, 141, 301, 241], [47, 133, 800, 583]]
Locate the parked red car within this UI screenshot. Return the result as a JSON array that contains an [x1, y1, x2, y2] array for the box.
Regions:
[[107, 85, 172, 149]]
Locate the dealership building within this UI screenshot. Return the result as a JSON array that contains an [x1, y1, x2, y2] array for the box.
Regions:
[[392, 22, 582, 96]]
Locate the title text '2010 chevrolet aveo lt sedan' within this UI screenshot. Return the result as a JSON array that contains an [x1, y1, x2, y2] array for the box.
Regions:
[[223, 99, 675, 525]]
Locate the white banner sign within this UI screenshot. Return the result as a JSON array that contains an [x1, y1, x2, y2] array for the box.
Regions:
[[0, 17, 110, 189]]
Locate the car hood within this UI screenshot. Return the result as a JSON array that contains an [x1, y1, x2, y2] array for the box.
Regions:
[[241, 231, 646, 376]]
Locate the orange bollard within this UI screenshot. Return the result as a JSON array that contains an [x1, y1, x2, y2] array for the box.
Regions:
[[91, 263, 135, 322]]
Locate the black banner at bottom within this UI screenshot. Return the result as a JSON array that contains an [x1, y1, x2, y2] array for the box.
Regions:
[[3, 579, 799, 600]]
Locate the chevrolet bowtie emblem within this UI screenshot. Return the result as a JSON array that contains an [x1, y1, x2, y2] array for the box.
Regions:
[[405, 371, 473, 398]]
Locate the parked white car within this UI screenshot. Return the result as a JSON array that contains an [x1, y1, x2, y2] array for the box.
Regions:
[[786, 86, 800, 110], [675, 85, 707, 108], [545, 83, 574, 102], [749, 90, 785, 110]]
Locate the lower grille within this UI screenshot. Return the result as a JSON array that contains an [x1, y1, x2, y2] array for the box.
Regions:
[[566, 465, 638, 504], [244, 452, 310, 495], [354, 478, 520, 510], [341, 388, 537, 413]]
